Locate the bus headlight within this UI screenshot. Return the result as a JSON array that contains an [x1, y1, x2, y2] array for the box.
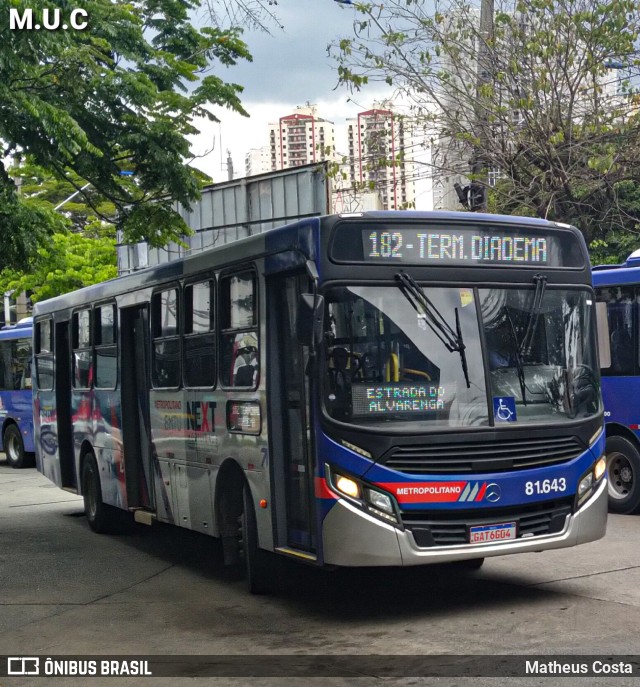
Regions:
[[327, 465, 400, 526], [576, 456, 606, 508], [577, 473, 593, 498], [364, 487, 399, 524], [334, 474, 361, 499], [365, 488, 394, 514]]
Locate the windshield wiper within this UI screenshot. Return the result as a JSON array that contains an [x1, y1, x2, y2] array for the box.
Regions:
[[396, 271, 471, 388], [503, 306, 528, 405], [500, 274, 547, 406], [519, 274, 547, 358]]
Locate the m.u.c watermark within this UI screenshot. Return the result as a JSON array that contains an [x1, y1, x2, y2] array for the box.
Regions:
[[10, 8, 89, 31]]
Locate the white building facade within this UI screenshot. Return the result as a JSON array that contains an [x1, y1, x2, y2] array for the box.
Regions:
[[346, 106, 417, 211], [268, 104, 337, 171], [244, 146, 271, 177]]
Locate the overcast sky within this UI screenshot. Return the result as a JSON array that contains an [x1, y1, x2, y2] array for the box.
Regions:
[[190, 0, 391, 181]]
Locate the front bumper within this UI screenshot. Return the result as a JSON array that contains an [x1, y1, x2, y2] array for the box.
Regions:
[[322, 477, 607, 567]]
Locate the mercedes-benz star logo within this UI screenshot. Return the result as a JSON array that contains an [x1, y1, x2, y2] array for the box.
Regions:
[[485, 483, 501, 503]]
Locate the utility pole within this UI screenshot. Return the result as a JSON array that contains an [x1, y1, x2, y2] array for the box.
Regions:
[[469, 0, 494, 211], [226, 150, 234, 181], [6, 160, 27, 324]]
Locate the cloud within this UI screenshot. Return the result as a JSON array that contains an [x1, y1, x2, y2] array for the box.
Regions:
[[220, 0, 353, 103], [189, 0, 393, 180]]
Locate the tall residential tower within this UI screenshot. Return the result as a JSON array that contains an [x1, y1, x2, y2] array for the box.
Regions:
[[346, 106, 416, 210], [268, 104, 336, 171]]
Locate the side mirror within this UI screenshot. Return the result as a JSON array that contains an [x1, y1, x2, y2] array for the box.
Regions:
[[296, 294, 325, 348]]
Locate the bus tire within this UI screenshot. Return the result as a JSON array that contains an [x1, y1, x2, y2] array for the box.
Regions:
[[241, 484, 275, 595], [606, 436, 640, 514], [81, 452, 120, 533], [4, 424, 33, 469]]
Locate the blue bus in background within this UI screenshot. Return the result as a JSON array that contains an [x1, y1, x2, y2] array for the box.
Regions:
[[0, 317, 35, 468], [594, 250, 640, 513]]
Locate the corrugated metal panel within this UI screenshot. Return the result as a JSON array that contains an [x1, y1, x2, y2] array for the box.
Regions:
[[117, 163, 330, 275]]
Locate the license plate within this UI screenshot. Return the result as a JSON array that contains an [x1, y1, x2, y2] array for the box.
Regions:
[[469, 521, 517, 544]]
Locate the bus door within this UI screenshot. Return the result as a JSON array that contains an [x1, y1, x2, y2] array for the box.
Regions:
[[120, 305, 154, 511], [55, 321, 75, 489], [269, 274, 316, 555]]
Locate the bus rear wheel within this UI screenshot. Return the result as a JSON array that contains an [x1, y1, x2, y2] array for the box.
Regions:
[[606, 436, 640, 514], [81, 453, 121, 533], [4, 424, 33, 469]]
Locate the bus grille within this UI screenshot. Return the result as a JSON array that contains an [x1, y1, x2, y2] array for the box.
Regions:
[[382, 436, 583, 474], [401, 499, 573, 548]]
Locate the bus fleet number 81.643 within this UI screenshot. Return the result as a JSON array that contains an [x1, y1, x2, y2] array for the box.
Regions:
[[525, 478, 567, 495]]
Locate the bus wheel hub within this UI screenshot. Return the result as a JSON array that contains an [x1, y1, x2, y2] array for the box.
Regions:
[[620, 466, 633, 484]]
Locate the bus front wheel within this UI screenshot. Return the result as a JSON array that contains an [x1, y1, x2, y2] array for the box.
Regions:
[[4, 424, 33, 469], [606, 436, 640, 514], [81, 453, 120, 533], [240, 484, 276, 595]]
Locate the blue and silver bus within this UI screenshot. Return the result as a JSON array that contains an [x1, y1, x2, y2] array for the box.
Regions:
[[593, 250, 640, 513], [34, 212, 607, 592], [0, 317, 35, 468]]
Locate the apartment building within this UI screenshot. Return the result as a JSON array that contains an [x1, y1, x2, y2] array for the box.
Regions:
[[346, 106, 416, 211], [268, 104, 336, 171], [244, 146, 271, 177]]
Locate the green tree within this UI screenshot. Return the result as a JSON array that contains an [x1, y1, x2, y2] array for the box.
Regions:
[[332, 0, 640, 250], [1, 0, 252, 271], [0, 231, 119, 303], [12, 159, 118, 235], [0, 160, 119, 300]]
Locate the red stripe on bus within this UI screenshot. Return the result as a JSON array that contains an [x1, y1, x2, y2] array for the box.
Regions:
[[315, 476, 336, 500], [476, 482, 487, 501], [377, 481, 468, 503]]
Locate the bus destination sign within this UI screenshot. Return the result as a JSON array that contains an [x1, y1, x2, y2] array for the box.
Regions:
[[363, 227, 548, 266], [351, 383, 446, 417]]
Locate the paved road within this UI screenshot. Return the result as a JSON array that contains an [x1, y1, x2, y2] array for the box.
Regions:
[[1, 460, 640, 686]]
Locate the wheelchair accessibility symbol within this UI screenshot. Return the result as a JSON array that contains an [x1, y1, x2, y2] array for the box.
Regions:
[[493, 396, 517, 422]]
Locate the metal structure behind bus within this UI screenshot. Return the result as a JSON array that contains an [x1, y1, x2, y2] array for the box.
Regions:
[[116, 163, 331, 275], [0, 318, 34, 468], [593, 249, 640, 513], [34, 211, 607, 593]]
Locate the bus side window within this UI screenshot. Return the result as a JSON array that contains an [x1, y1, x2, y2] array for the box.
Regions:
[[13, 340, 32, 390], [72, 309, 93, 389], [21, 356, 32, 390], [152, 288, 181, 388], [595, 301, 611, 370], [597, 286, 635, 376], [219, 271, 259, 389], [94, 304, 117, 389], [184, 280, 215, 388], [0, 340, 9, 390], [35, 318, 54, 391]]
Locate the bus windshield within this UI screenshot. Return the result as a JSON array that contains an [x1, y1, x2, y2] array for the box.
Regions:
[[322, 284, 600, 429]]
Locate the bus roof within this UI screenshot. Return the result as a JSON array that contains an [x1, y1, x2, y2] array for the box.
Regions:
[[338, 210, 569, 228], [592, 248, 640, 285], [34, 211, 581, 317], [0, 317, 32, 340]]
